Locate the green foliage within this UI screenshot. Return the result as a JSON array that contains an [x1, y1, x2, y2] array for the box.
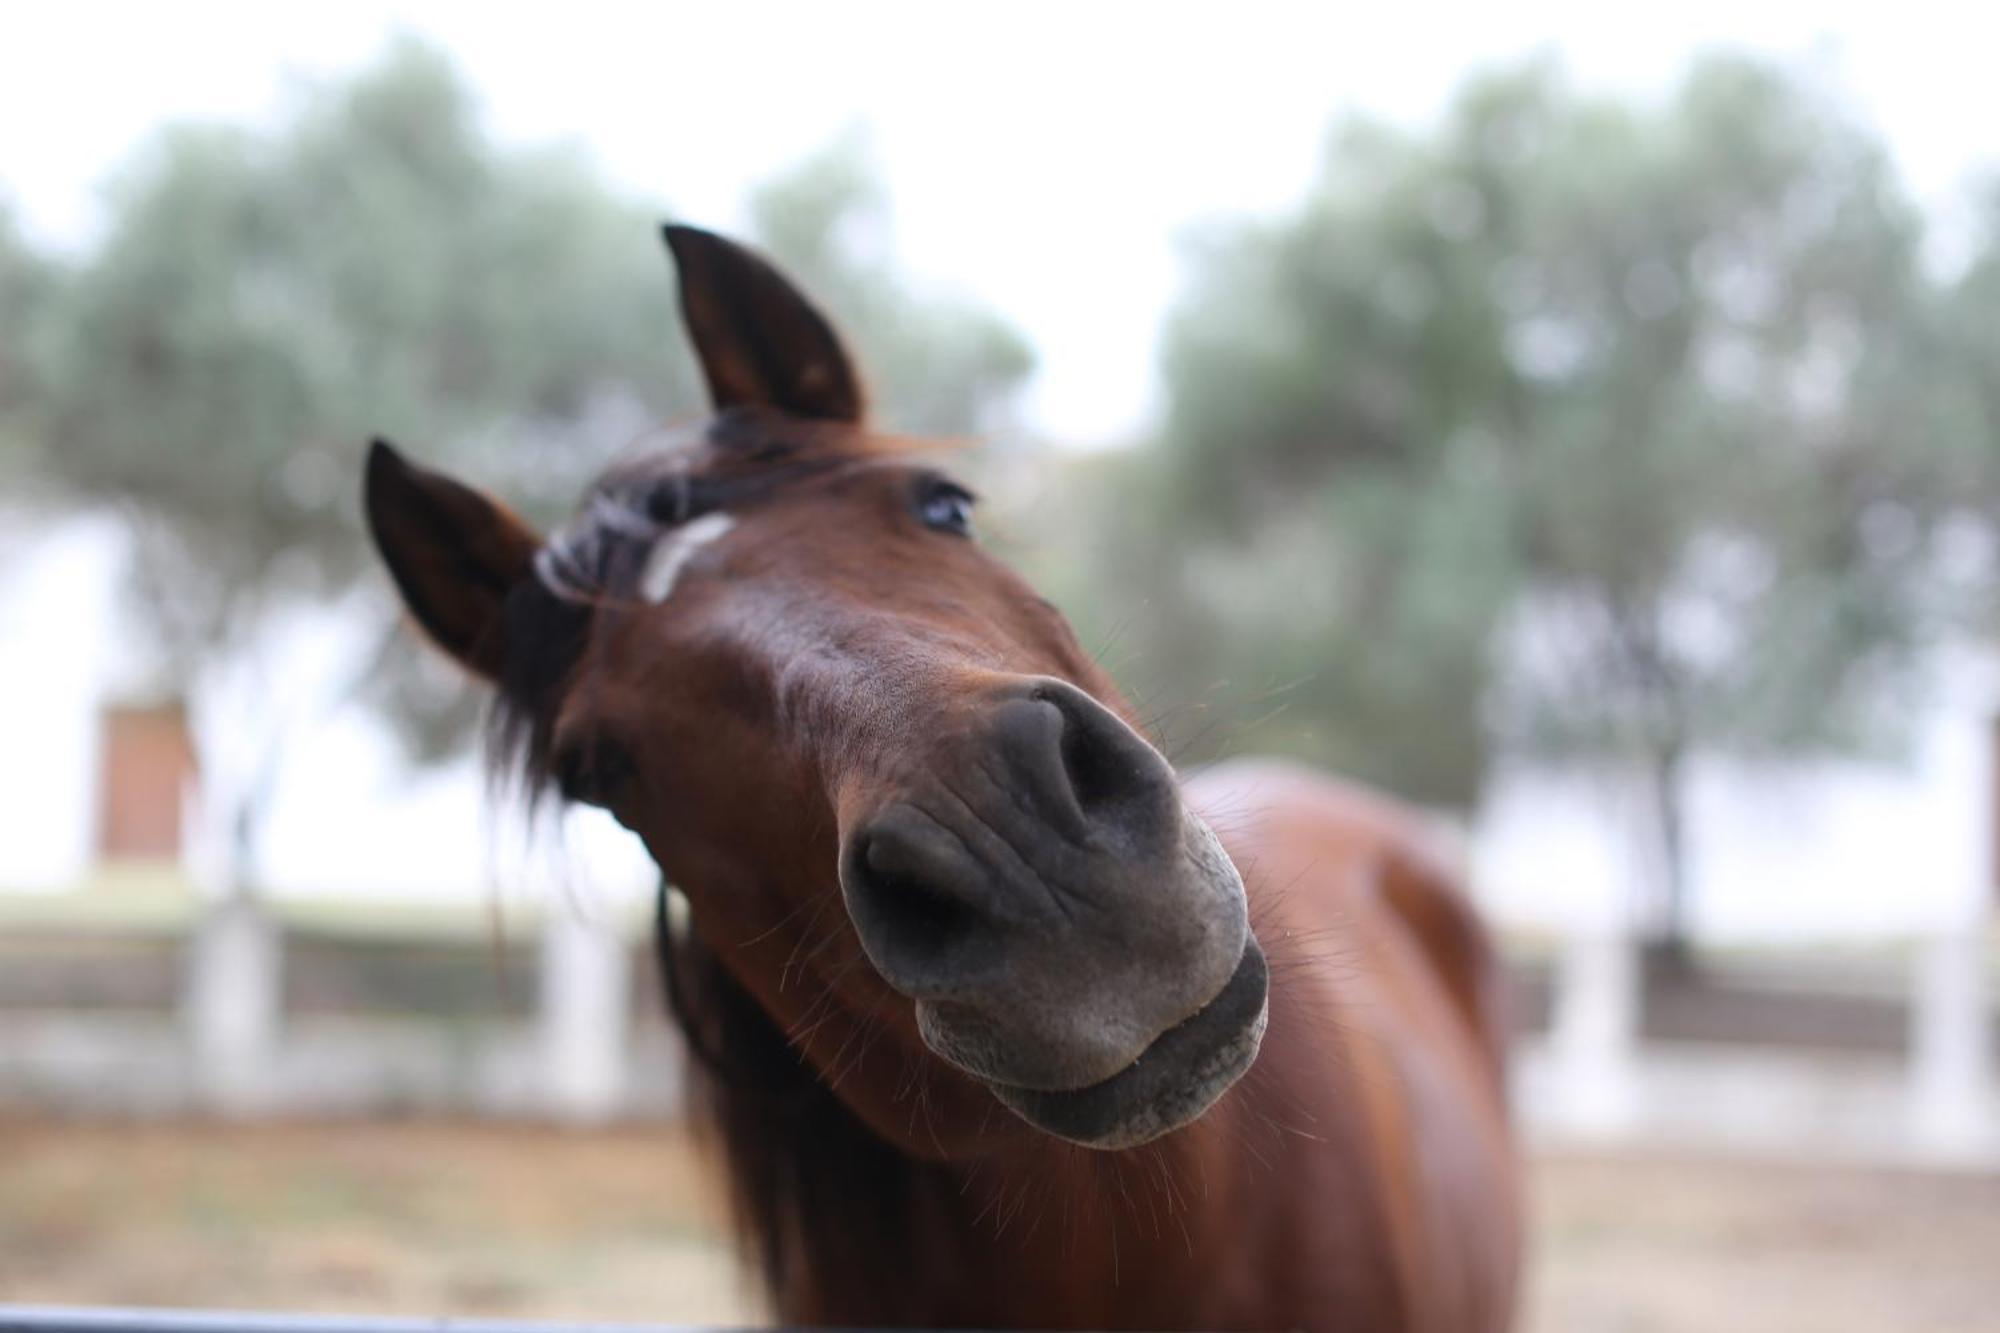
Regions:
[[1929, 178, 2000, 575], [34, 41, 686, 686], [0, 201, 61, 478], [15, 41, 1031, 775], [1063, 52, 1962, 866]]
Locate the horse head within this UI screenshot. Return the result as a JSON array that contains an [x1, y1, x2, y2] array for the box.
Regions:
[[363, 226, 1266, 1153]]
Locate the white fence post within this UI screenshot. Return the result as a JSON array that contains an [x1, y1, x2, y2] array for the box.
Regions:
[[1908, 703, 1998, 1159], [1909, 916, 1993, 1158], [184, 893, 281, 1115], [1546, 920, 1641, 1137], [539, 908, 630, 1123]]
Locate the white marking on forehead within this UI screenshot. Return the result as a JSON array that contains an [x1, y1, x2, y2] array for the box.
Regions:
[[639, 512, 736, 604]]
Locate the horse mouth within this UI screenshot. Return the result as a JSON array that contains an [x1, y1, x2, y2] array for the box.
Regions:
[[983, 940, 1269, 1150]]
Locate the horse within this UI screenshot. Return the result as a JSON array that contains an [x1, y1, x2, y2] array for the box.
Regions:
[[362, 224, 1521, 1331]]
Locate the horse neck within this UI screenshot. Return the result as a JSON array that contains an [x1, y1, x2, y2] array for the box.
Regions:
[[696, 1067, 1258, 1328], [671, 917, 1265, 1327]]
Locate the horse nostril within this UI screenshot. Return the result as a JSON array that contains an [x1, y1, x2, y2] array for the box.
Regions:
[[864, 836, 974, 953], [1032, 682, 1176, 831], [1058, 704, 1144, 815], [842, 815, 999, 994]]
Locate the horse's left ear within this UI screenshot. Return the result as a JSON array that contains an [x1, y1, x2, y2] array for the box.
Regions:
[[662, 224, 867, 424], [364, 438, 541, 682]]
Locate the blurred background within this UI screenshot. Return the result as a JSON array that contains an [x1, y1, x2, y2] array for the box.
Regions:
[[2, 4, 1997, 1331]]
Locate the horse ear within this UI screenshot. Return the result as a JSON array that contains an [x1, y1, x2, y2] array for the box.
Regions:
[[662, 224, 867, 424], [364, 438, 540, 681]]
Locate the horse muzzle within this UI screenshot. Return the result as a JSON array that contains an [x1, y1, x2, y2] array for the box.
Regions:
[[837, 677, 1267, 1148]]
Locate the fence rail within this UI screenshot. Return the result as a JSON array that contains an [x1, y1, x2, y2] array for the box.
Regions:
[[0, 897, 1992, 1161]]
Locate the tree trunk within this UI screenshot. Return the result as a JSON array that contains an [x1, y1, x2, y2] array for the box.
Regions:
[[1643, 739, 1695, 974]]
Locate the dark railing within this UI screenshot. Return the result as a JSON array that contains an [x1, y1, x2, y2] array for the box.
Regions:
[[0, 1309, 724, 1333]]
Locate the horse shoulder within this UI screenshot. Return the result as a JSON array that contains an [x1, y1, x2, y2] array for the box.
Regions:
[[1185, 757, 1508, 1082], [1186, 757, 1522, 1333]]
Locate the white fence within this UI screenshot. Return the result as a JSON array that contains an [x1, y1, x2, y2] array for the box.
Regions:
[[1530, 923, 1997, 1165], [0, 897, 677, 1124], [0, 893, 1991, 1166]]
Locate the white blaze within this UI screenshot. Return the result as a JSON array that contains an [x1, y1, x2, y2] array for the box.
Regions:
[[639, 512, 736, 603]]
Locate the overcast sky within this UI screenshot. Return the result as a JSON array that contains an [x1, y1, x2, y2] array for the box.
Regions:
[[4, 2, 1995, 442]]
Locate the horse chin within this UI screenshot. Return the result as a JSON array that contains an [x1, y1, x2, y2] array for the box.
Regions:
[[973, 939, 1269, 1151]]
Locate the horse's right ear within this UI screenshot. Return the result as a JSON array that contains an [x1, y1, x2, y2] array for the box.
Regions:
[[662, 223, 867, 424], [363, 439, 541, 682]]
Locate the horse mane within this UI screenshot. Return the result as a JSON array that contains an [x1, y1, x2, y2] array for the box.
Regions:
[[480, 410, 957, 1310], [489, 599, 942, 1308], [660, 918, 945, 1312]]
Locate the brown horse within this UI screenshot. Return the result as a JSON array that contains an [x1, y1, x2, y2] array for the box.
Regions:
[[363, 226, 1521, 1331]]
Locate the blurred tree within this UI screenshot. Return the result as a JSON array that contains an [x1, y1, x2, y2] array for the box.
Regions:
[[1926, 176, 2000, 593], [32, 40, 685, 889], [1074, 55, 1953, 954], [0, 201, 61, 478], [1469, 58, 1950, 955], [26, 41, 1030, 895]]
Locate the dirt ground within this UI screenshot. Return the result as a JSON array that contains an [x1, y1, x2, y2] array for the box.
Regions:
[[1, 1121, 1996, 1331]]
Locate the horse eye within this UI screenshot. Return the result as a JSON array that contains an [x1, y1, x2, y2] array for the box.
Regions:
[[915, 478, 976, 536], [552, 735, 636, 809]]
